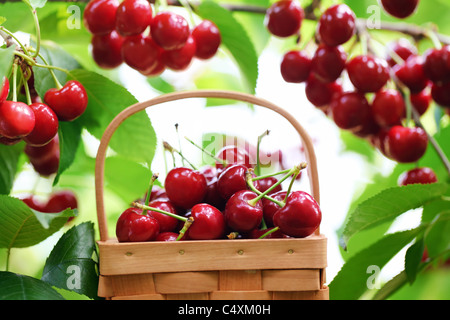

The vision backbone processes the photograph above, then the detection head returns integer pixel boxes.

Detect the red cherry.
[248,227,289,239]
[21,195,47,212]
[380,0,419,19]
[317,4,356,47]
[83,0,119,35]
[393,55,429,94]
[398,167,438,186]
[204,177,227,211]
[371,89,406,127]
[0,101,35,139]
[147,200,179,233]
[311,44,347,84]
[25,135,60,176]
[115,0,152,37]
[91,30,124,69]
[386,38,417,67]
[265,0,304,38]
[164,167,207,209]
[23,103,59,147]
[224,190,263,233]
[423,46,450,84]
[150,12,190,51]
[44,81,88,122]
[330,91,371,132]
[0,77,9,103]
[280,50,311,83]
[185,203,225,240]
[155,232,179,241]
[121,34,161,72]
[162,35,196,71]
[0,135,22,146]
[216,164,259,200]
[257,176,282,195]
[410,90,431,116]
[116,208,160,242]
[192,20,221,60]
[385,125,428,163]
[305,74,343,110]
[347,55,390,93]
[44,190,78,213]
[273,191,321,238]
[261,190,287,227]
[215,145,254,170]
[431,82,450,107]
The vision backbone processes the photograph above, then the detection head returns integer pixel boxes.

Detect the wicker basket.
[95,90,328,300]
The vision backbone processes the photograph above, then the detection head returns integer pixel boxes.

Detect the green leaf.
[0,195,76,249]
[70,69,157,165]
[41,222,98,299]
[147,77,175,94]
[0,45,15,85]
[196,0,259,93]
[0,271,64,300]
[0,16,6,26]
[424,211,450,258]
[341,183,449,248]
[405,236,425,284]
[329,226,426,300]
[0,143,23,195]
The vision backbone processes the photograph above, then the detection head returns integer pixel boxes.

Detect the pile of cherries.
[0,76,88,177]
[116,144,322,242]
[266,0,442,186]
[83,0,221,75]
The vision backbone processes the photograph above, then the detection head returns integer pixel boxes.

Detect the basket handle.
[95,90,320,241]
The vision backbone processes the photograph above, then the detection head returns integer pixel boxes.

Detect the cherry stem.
[11,62,18,102]
[132,201,188,222]
[175,124,185,166]
[227,231,240,239]
[255,129,270,176]
[258,226,280,239]
[251,167,292,181]
[176,216,194,241]
[283,163,304,203]
[179,0,196,26]
[20,68,32,105]
[246,172,285,207]
[163,140,198,170]
[0,26,30,55]
[184,136,228,166]
[143,173,159,215]
[35,52,64,90]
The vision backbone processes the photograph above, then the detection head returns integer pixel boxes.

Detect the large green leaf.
[196,0,259,93]
[330,226,426,300]
[41,222,98,299]
[0,195,76,249]
[0,143,23,195]
[69,69,157,165]
[0,271,64,300]
[0,45,15,86]
[341,183,449,248]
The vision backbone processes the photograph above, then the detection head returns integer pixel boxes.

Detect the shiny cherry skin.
[410,90,431,116]
[162,35,196,71]
[371,89,406,128]
[44,81,88,122]
[393,55,429,94]
[330,91,371,132]
[155,232,179,241]
[215,145,254,170]
[380,0,419,19]
[280,50,311,83]
[185,203,225,240]
[116,208,160,242]
[147,200,179,233]
[121,34,161,73]
[164,167,207,209]
[265,0,304,38]
[23,103,59,147]
[83,0,119,35]
[44,190,78,213]
[192,20,221,60]
[0,77,9,103]
[0,101,35,139]
[204,177,227,211]
[385,125,428,163]
[216,164,259,200]
[22,195,47,212]
[386,38,417,67]
[115,0,152,37]
[398,167,438,186]
[91,30,124,69]
[346,55,390,93]
[311,44,347,84]
[317,4,356,47]
[305,74,343,110]
[273,190,321,238]
[423,46,450,84]
[150,11,190,51]
[25,135,60,176]
[431,81,450,107]
[261,190,287,227]
[224,190,263,234]
[257,176,282,195]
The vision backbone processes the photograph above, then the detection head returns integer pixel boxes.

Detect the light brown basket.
[95,90,328,300]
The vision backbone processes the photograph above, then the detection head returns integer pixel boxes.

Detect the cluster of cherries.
[266,0,440,186]
[0,76,88,177]
[116,144,322,242]
[83,0,221,75]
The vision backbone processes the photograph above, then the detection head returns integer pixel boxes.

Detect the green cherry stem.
[132,201,188,223]
[184,136,228,167]
[11,62,18,102]
[143,173,159,215]
[258,226,280,239]
[20,68,32,105]
[251,168,292,181]
[246,171,285,207]
[255,129,270,176]
[176,216,194,241]
[163,140,198,170]
[0,26,30,55]
[283,162,306,203]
